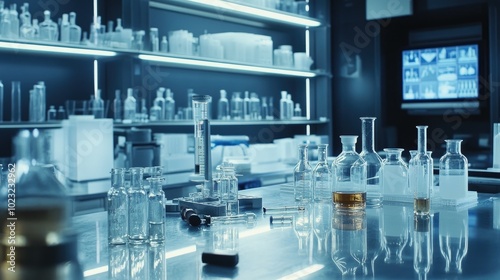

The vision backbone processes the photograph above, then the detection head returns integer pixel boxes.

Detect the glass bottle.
[140,98,148,122]
[261,96,268,120]
[286,94,294,119]
[250,92,261,120]
[439,139,468,200]
[60,13,70,43]
[0,80,3,122]
[150,27,159,52]
[184,89,195,120]
[410,126,432,215]
[0,7,10,39]
[148,177,165,243]
[160,35,168,52]
[332,135,367,210]
[218,89,229,120]
[494,123,500,169]
[57,105,66,120]
[243,91,251,120]
[47,105,57,120]
[294,144,313,203]
[39,10,58,41]
[360,117,383,206]
[279,90,288,120]
[413,214,432,280]
[113,89,122,122]
[91,89,105,119]
[165,88,175,120]
[313,144,331,202]
[11,81,21,122]
[68,12,81,43]
[230,91,243,120]
[108,168,128,245]
[19,4,34,40]
[124,88,136,123]
[220,162,239,216]
[149,103,162,121]
[439,210,468,274]
[9,3,18,39]
[267,96,274,120]
[293,103,302,117]
[32,18,39,39]
[153,87,165,120]
[128,167,148,243]
[381,148,409,197]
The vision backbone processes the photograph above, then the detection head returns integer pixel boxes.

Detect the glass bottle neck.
[130,170,143,188]
[417,126,428,153]
[342,144,356,152]
[298,145,308,161]
[361,118,375,152]
[111,170,124,188]
[317,145,328,163]
[446,140,462,154]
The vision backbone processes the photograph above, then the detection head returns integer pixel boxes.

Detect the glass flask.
[360,117,383,205]
[410,126,432,215]
[413,214,433,280]
[148,177,166,243]
[165,88,175,120]
[294,144,313,203]
[107,168,128,245]
[439,139,468,200]
[60,13,70,43]
[39,10,58,41]
[113,89,122,122]
[11,81,21,122]
[381,148,409,197]
[230,91,243,120]
[332,135,367,210]
[108,244,129,280]
[382,205,409,264]
[90,89,105,118]
[153,87,165,120]
[218,89,229,120]
[439,210,468,274]
[128,167,148,243]
[124,88,136,122]
[313,201,332,254]
[312,144,332,202]
[220,162,239,216]
[293,204,312,255]
[331,209,367,276]
[69,12,82,44]
[493,123,500,169]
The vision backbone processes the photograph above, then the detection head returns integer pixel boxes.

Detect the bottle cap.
[340,135,358,145]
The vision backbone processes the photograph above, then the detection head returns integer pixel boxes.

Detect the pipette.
[262,205,306,214]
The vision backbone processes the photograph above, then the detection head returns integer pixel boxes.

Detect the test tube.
[263,206,305,214]
[269,215,293,224]
[192,95,213,198]
[206,212,257,225]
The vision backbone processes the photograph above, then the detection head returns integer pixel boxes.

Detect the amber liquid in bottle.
[333,192,366,210]
[414,197,430,215]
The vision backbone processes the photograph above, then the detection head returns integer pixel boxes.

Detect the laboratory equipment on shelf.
[250,92,261,120]
[124,88,136,123]
[218,89,230,120]
[493,123,500,169]
[243,91,251,120]
[90,89,105,119]
[47,105,57,120]
[160,35,168,52]
[231,91,243,120]
[280,91,289,120]
[381,148,409,199]
[313,144,332,202]
[57,105,66,119]
[60,13,70,43]
[29,82,46,122]
[107,168,128,245]
[68,12,82,44]
[413,214,433,280]
[332,135,367,210]
[148,177,166,243]
[184,89,195,120]
[439,139,468,200]
[113,89,122,122]
[11,81,20,122]
[294,143,313,203]
[9,3,18,39]
[150,27,159,52]
[261,96,269,120]
[39,10,58,41]
[128,167,148,243]
[165,88,175,120]
[410,126,432,215]
[360,117,383,206]
[0,80,3,122]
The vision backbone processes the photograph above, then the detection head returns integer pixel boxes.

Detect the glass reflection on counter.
[367,207,383,277]
[313,201,332,255]
[439,209,469,274]
[129,243,148,279]
[413,214,433,280]
[382,204,410,264]
[108,242,167,280]
[293,203,313,256]
[149,242,167,279]
[108,244,129,279]
[331,209,367,276]
[493,197,500,230]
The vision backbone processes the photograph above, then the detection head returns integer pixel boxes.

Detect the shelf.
[0,39,117,58]
[114,119,329,128]
[0,122,63,129]
[150,0,322,28]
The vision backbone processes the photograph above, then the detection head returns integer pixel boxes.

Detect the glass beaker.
[410,126,432,215]
[360,117,382,206]
[439,139,468,200]
[219,162,239,216]
[332,135,367,210]
[313,144,331,202]
[294,144,313,203]
[108,168,128,245]
[381,148,409,197]
[11,81,21,122]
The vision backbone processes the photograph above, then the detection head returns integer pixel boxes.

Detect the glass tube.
[192,95,213,197]
[11,81,21,122]
[360,117,382,206]
[0,80,3,122]
[410,126,432,215]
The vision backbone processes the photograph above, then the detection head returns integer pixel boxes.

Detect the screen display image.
[402,44,478,101]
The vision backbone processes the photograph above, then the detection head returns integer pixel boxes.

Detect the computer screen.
[402,44,479,101]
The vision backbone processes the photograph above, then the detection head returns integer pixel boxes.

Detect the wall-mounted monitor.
[401,43,480,113]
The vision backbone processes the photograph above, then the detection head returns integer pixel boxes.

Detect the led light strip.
[182,0,321,27]
[138,54,316,77]
[0,41,117,57]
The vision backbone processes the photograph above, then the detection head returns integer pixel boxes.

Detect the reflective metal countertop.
[75,185,500,279]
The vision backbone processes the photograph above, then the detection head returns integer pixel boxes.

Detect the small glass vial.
[46,105,57,120]
[381,148,409,197]
[294,144,313,203]
[220,162,239,216]
[439,139,468,200]
[165,88,175,120]
[107,168,128,244]
[410,126,432,215]
[360,117,383,206]
[332,136,367,210]
[57,105,66,120]
[293,103,302,117]
[148,177,166,243]
[313,144,332,202]
[113,89,122,122]
[160,35,168,52]
[128,167,148,243]
[153,87,166,120]
[218,89,229,120]
[124,88,136,123]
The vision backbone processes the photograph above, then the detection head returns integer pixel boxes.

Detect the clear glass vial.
[294,144,313,203]
[220,162,239,216]
[128,167,148,243]
[113,89,122,122]
[218,89,229,120]
[360,117,383,205]
[410,126,432,215]
[381,148,409,197]
[313,144,332,202]
[107,168,128,244]
[148,177,166,243]
[439,139,468,200]
[332,135,367,210]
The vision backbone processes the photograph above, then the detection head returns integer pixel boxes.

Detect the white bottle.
[153,87,166,120]
[124,88,136,122]
[60,13,70,43]
[287,94,294,120]
[160,36,168,52]
[165,88,175,120]
[279,91,288,120]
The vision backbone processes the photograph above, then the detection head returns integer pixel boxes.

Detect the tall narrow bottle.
[360,117,383,205]
[68,12,81,43]
[313,144,331,202]
[60,13,70,43]
[243,91,251,120]
[113,89,122,122]
[91,89,105,119]
[250,92,261,120]
[439,139,468,200]
[148,177,165,243]
[279,91,288,120]
[294,144,313,203]
[230,92,243,120]
[9,3,18,39]
[410,126,432,215]
[124,88,136,123]
[108,168,128,244]
[287,94,294,120]
[165,88,175,120]
[39,10,58,41]
[11,81,21,122]
[0,80,3,122]
[261,96,268,120]
[153,87,166,120]
[332,135,367,210]
[128,167,148,243]
[218,89,229,120]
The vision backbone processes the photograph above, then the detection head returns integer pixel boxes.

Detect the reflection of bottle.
[129,244,149,279]
[294,204,312,255]
[313,202,332,254]
[108,244,129,279]
[294,144,313,203]
[383,205,409,264]
[439,210,468,274]
[149,243,166,279]
[414,215,432,280]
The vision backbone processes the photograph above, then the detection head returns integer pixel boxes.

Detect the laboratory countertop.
[75,185,500,280]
